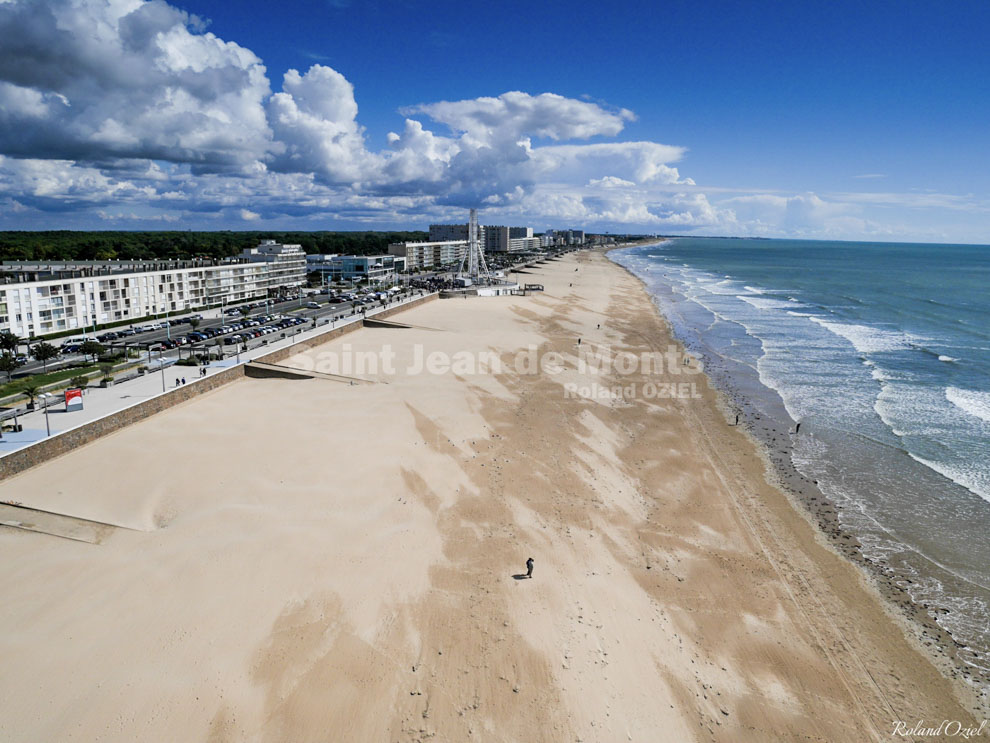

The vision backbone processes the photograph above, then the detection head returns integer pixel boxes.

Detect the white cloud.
[588,176,637,188]
[402,91,635,146]
[0,0,272,170]
[0,0,982,241]
[266,65,379,184]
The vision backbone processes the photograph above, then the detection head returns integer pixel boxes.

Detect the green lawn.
[0,365,99,400]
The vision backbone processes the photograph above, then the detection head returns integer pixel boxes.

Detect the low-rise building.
[311,254,402,284]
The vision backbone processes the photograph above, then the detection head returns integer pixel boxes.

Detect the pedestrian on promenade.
[181,377,186,385]
[175,378,180,387]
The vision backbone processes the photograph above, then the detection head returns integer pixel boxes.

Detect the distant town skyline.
[0,0,988,243]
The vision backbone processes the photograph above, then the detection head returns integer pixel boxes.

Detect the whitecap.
[737,295,795,311]
[809,318,919,354]
[908,452,990,503]
[946,387,990,425]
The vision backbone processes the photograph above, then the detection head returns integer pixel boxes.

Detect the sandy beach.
[0,250,983,741]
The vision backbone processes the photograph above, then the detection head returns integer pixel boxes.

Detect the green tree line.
[0,231,428,262]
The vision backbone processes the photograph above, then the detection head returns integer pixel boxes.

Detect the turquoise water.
[611,237,990,680]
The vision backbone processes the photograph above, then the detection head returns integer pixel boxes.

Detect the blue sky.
[0,0,988,242]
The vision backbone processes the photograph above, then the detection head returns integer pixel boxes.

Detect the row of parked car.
[150,315,308,350]
[91,315,204,344]
[222,316,309,345]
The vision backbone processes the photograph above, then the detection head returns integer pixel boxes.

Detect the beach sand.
[0,250,982,741]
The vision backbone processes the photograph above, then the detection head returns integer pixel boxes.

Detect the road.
[9,290,420,379]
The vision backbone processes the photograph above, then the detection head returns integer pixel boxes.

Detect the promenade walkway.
[0,292,433,458]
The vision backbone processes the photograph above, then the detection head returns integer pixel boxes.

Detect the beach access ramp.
[362,318,441,331]
[244,361,375,385]
[0,502,119,544]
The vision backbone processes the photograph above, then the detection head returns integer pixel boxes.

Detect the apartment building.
[0,241,306,339]
[388,240,468,270]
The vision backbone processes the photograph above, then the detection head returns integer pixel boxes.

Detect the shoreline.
[0,248,984,740]
[607,241,990,710]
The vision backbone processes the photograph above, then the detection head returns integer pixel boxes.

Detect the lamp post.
[41,393,51,437]
[158,348,166,393]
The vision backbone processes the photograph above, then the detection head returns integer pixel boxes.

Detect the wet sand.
[0,250,983,741]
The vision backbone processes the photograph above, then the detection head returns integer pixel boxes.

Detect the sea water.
[610,237,990,680]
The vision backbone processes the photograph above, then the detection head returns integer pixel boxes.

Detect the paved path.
[0,293,433,457]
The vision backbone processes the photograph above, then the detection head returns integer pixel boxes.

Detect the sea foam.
[809,318,917,354]
[946,387,990,425]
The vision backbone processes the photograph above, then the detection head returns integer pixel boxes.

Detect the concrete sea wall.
[0,294,436,481]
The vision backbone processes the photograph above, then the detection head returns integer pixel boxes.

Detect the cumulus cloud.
[266,65,380,184]
[402,91,634,146]
[3,0,957,239]
[0,0,272,171]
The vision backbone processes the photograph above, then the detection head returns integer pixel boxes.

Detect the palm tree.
[30,341,59,373]
[238,305,251,321]
[21,380,41,409]
[69,375,91,389]
[189,317,201,331]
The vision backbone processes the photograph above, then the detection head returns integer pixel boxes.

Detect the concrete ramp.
[362,318,441,331]
[0,503,117,544]
[245,361,375,385]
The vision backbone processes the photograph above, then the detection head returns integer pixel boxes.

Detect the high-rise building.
[429,223,487,245]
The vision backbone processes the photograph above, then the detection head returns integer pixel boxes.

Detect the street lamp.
[40,393,51,437]
[158,348,166,393]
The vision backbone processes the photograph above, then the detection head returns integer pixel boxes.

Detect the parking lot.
[13,287,417,377]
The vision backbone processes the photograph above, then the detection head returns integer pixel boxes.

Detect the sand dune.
[0,251,980,741]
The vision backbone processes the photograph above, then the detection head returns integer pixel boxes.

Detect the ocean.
[610,237,990,683]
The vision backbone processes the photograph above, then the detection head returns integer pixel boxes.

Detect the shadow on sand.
[511,574,532,581]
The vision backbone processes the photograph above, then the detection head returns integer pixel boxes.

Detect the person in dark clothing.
[526,557,534,578]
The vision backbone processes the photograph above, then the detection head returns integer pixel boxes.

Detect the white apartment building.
[0,242,306,339]
[239,240,308,291]
[388,240,468,270]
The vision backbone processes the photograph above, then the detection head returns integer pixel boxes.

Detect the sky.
[0,0,988,243]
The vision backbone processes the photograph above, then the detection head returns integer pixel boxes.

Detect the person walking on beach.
[795,422,801,434]
[734,413,740,426]
[526,557,534,578]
